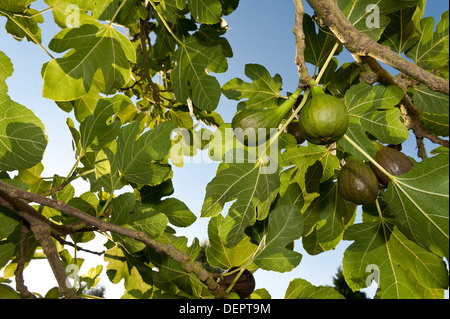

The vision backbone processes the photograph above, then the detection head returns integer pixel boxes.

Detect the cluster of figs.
[232,81,414,206]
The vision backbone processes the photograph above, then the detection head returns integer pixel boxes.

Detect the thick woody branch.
[0,189,78,298]
[31,223,79,299]
[0,180,228,299]
[305,0,449,96]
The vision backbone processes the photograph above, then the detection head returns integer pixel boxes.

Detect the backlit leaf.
[172,34,228,111]
[117,121,174,185]
[222,64,283,110]
[0,90,47,171]
[43,21,136,101]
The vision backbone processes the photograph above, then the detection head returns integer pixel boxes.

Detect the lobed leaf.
[285,278,345,299]
[201,154,280,248]
[43,21,136,101]
[381,154,449,259]
[222,64,283,111]
[0,90,48,171]
[117,121,174,185]
[172,34,228,111]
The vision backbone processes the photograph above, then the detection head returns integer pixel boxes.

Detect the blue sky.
[0,0,448,299]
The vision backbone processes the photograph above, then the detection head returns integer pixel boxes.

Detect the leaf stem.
[109,0,129,25]
[342,134,394,181]
[315,40,340,84]
[224,268,245,294]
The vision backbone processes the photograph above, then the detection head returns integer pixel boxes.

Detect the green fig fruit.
[371,142,414,187]
[298,83,349,145]
[231,89,302,146]
[338,157,379,205]
[219,267,256,299]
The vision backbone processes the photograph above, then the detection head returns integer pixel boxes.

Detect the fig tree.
[371,142,414,187]
[338,157,379,205]
[298,82,348,145]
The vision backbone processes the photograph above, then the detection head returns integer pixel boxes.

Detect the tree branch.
[31,223,79,299]
[0,188,78,298]
[14,224,38,299]
[305,0,449,95]
[293,0,312,89]
[0,180,228,299]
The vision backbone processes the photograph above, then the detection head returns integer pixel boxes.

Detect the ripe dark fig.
[338,157,379,205]
[285,121,306,144]
[232,89,302,147]
[371,142,414,187]
[298,82,349,145]
[219,267,255,299]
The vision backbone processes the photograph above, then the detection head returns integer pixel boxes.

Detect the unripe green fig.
[371,142,414,187]
[232,89,302,146]
[338,157,379,205]
[298,83,348,145]
[219,267,255,299]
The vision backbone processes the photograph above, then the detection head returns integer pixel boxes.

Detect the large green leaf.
[110,193,168,253]
[104,244,153,297]
[0,0,37,13]
[303,14,342,68]
[285,278,345,299]
[222,64,283,111]
[79,95,132,152]
[43,21,136,101]
[252,205,303,272]
[0,206,21,239]
[188,0,222,24]
[343,217,448,298]
[302,179,357,253]
[0,51,13,91]
[43,0,93,28]
[95,147,125,192]
[406,10,449,71]
[339,83,408,160]
[143,233,204,298]
[117,121,174,185]
[172,34,228,111]
[201,154,280,248]
[337,0,420,40]
[380,155,449,259]
[206,215,258,269]
[412,84,449,137]
[0,90,48,171]
[379,1,425,53]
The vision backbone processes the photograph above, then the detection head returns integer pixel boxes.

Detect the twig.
[54,237,105,256]
[305,0,449,96]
